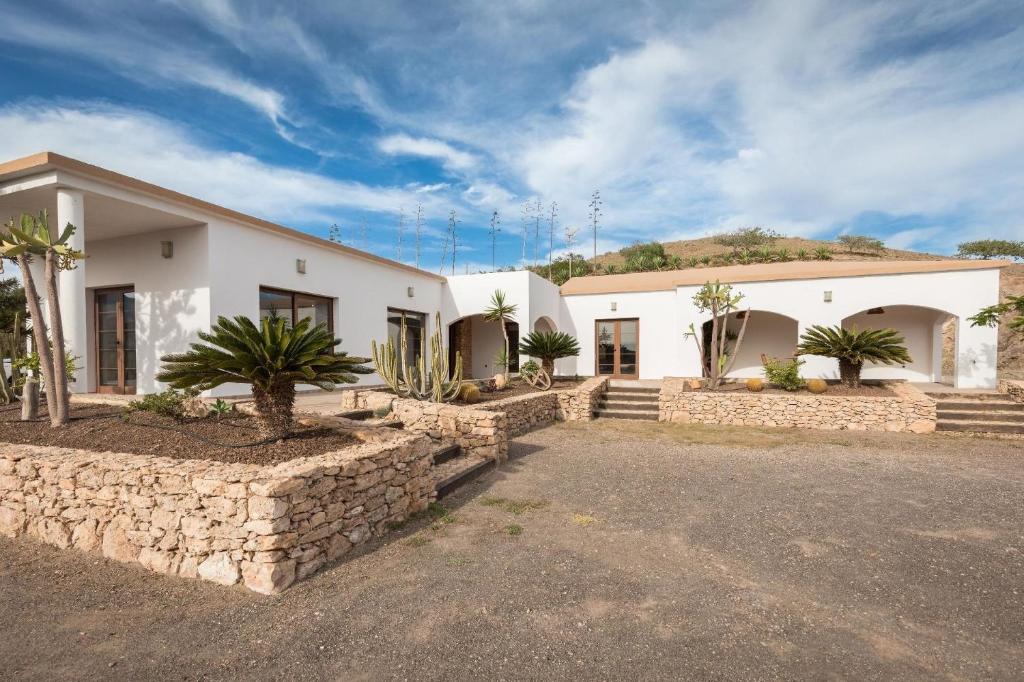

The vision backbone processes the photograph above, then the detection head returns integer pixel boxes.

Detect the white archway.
[842,304,957,383]
[699,310,800,379]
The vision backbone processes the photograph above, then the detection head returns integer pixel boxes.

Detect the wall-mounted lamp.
[160,241,174,259]
[407,286,415,298]
[823,290,832,303]
[610,301,618,312]
[296,259,306,274]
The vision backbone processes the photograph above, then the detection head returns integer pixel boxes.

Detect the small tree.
[796,325,911,387]
[518,330,581,376]
[957,240,1024,261]
[484,290,518,383]
[158,316,371,439]
[0,211,84,426]
[684,281,751,389]
[714,227,780,255]
[969,294,1024,332]
[836,234,885,254]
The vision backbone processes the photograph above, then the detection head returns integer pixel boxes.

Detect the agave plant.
[796,325,911,387]
[814,246,833,261]
[157,315,371,439]
[518,330,581,376]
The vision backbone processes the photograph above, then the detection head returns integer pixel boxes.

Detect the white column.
[56,189,88,393]
[955,316,998,389]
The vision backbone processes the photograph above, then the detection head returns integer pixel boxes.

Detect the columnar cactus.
[371,311,462,403]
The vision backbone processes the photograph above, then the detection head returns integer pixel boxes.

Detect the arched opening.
[533,315,556,334]
[841,305,956,384]
[448,314,519,380]
[699,310,800,379]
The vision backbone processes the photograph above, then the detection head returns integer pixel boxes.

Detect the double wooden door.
[94,287,136,394]
[595,319,639,379]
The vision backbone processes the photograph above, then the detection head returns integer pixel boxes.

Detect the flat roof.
[0,151,445,282]
[560,259,1010,295]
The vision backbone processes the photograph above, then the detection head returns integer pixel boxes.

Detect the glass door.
[94,287,136,394]
[595,319,639,379]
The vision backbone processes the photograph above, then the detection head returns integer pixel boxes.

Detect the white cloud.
[378,134,477,171]
[0,103,444,225]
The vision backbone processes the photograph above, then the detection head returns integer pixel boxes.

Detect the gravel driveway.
[2,421,1022,680]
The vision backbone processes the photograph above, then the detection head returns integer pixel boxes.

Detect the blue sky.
[0,0,1022,272]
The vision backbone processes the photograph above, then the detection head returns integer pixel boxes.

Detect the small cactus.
[806,378,828,394]
[746,378,764,392]
[458,382,481,403]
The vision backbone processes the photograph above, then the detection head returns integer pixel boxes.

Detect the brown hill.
[593,236,1022,380]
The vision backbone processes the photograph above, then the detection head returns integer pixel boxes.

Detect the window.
[387,308,426,369]
[259,287,333,332]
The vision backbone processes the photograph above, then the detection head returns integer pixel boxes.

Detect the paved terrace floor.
[2,421,1022,680]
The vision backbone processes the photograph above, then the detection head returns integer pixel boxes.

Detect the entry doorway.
[94,287,136,394]
[595,319,639,379]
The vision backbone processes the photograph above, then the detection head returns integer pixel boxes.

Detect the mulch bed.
[711,382,897,397]
[0,402,356,465]
[456,378,585,405]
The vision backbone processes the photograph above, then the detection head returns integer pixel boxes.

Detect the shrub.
[957,239,1024,260]
[814,246,833,260]
[619,241,665,262]
[837,234,884,254]
[762,356,805,391]
[126,388,193,421]
[714,227,781,254]
[796,325,911,388]
[745,378,764,392]
[458,383,481,403]
[806,378,828,394]
[796,248,809,260]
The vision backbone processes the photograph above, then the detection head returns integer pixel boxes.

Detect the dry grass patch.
[572,514,597,527]
[479,495,549,515]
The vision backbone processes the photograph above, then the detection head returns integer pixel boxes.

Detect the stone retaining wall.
[659,378,936,432]
[557,376,608,421]
[999,380,1024,403]
[478,391,562,437]
[0,427,434,594]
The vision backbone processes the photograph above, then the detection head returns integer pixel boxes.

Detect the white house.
[0,152,1006,395]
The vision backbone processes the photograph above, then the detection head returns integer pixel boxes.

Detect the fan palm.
[157,315,371,439]
[796,325,911,387]
[483,290,518,382]
[518,330,581,375]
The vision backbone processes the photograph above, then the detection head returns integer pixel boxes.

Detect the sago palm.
[157,315,371,439]
[518,330,581,376]
[796,325,911,387]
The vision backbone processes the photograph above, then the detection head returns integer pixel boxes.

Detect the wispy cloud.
[378,134,477,171]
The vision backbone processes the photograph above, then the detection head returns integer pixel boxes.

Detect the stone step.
[594,409,659,421]
[937,410,1024,422]
[598,400,660,412]
[600,393,659,403]
[431,443,462,466]
[605,386,660,394]
[936,420,1024,434]
[936,400,1024,412]
[336,409,374,420]
[433,456,495,500]
[928,392,1011,401]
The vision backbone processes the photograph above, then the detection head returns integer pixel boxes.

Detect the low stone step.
[601,392,659,403]
[599,400,659,412]
[594,409,659,421]
[434,456,495,499]
[928,392,1011,401]
[936,420,1024,434]
[432,443,462,465]
[938,410,1024,422]
[336,409,374,420]
[605,386,660,394]
[936,400,1024,412]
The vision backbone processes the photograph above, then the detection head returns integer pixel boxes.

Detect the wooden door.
[94,287,136,394]
[595,319,639,379]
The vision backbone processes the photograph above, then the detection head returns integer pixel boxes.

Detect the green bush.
[762,356,805,391]
[12,350,77,388]
[126,388,195,421]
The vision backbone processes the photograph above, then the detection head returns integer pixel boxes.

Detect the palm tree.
[157,315,371,439]
[0,211,84,426]
[518,330,581,376]
[796,325,911,387]
[483,290,518,383]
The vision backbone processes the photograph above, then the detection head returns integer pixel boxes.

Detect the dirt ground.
[0,403,354,464]
[2,421,1023,680]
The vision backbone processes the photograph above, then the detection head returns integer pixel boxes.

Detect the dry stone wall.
[557,377,608,422]
[1000,380,1024,403]
[659,378,936,432]
[0,428,434,594]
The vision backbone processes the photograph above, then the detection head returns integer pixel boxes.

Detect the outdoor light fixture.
[407,286,415,298]
[296,259,306,274]
[610,302,618,311]
[160,241,173,259]
[823,290,832,303]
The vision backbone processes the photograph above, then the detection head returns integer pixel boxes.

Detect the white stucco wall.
[205,218,445,395]
[843,305,948,382]
[83,225,212,394]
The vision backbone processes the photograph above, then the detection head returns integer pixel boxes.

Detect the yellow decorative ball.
[746,378,764,392]
[806,378,828,394]
[459,383,481,403]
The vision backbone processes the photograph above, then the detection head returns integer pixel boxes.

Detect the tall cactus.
[372,311,462,403]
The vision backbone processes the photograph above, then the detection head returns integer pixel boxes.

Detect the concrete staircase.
[594,384,660,420]
[934,393,1024,434]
